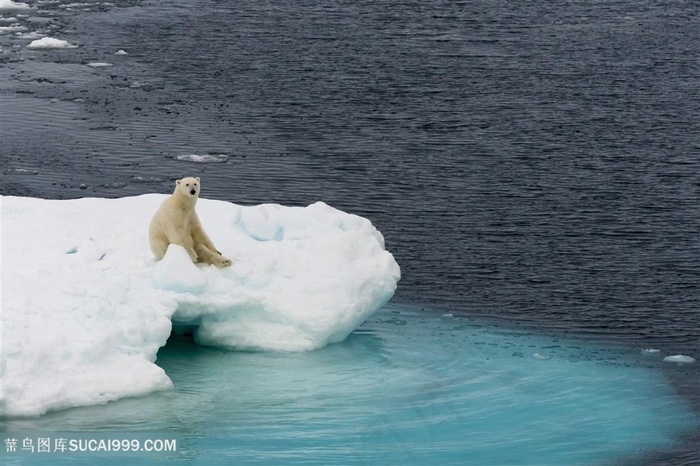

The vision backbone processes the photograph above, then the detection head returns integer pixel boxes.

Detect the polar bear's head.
[175,177,201,198]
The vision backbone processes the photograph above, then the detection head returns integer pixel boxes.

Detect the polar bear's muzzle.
[190,189,197,196]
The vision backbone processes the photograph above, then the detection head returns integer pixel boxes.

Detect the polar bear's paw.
[216,256,233,268]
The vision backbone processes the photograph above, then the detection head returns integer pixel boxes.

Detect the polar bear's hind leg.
[150,234,169,261]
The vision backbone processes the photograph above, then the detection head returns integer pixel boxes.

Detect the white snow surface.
[1,194,400,416]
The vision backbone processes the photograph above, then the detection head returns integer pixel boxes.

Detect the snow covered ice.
[26,37,78,50]
[0,194,400,416]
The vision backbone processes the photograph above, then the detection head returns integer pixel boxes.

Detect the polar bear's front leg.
[195,244,232,268]
[173,234,198,263]
[186,247,199,263]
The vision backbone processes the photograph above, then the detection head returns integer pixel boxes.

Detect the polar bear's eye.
[185,183,189,186]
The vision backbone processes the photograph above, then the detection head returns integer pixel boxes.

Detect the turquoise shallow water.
[2,305,695,465]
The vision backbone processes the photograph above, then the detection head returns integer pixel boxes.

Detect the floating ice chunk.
[115,49,127,55]
[641,348,660,354]
[441,313,454,318]
[87,61,113,67]
[152,244,208,294]
[0,194,400,415]
[0,0,31,10]
[27,37,78,50]
[60,2,97,9]
[662,355,696,364]
[131,175,166,183]
[3,167,38,175]
[532,353,550,360]
[0,24,25,34]
[16,30,41,40]
[173,153,230,163]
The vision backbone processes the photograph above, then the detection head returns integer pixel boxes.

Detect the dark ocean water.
[1,0,699,463]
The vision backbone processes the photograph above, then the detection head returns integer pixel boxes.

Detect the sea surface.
[1,0,698,464]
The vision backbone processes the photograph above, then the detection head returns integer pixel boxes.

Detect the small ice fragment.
[0,0,31,10]
[3,168,38,175]
[131,175,165,183]
[663,355,696,364]
[27,37,78,50]
[17,31,41,40]
[641,348,660,354]
[0,25,26,34]
[115,49,127,55]
[173,153,230,163]
[441,313,453,318]
[87,62,113,68]
[533,353,550,360]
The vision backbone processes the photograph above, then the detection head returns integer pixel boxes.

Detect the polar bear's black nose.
[190,189,196,195]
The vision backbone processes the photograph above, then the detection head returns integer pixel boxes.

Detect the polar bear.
[149,177,232,267]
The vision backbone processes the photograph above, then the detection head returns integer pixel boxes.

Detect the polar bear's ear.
[176,179,181,186]
[196,177,200,182]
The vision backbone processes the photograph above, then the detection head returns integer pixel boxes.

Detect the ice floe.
[0,194,400,416]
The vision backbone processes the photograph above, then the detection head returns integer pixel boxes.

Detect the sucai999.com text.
[4,436,177,455]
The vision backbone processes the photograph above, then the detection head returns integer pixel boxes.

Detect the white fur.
[148,177,232,267]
